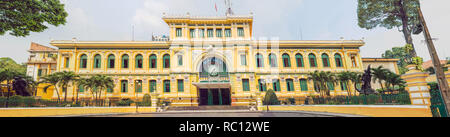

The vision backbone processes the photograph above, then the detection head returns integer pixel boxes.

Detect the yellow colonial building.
[38,13,366,106]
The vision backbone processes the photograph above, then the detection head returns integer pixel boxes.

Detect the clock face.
[208,65,219,76]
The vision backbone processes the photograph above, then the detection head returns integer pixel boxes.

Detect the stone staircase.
[166,105,249,111]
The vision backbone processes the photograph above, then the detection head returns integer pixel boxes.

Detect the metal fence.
[278,94,411,105]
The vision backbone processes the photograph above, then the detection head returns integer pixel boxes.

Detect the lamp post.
[135,81,141,113]
[414,7,450,115]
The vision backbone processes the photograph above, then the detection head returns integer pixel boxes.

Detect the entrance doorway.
[199,88,231,105]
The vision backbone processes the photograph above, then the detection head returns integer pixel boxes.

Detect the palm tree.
[307,71,337,96]
[23,75,39,96]
[75,77,90,104]
[84,74,114,106]
[348,71,363,96]
[371,66,389,94]
[40,73,61,103]
[55,71,79,102]
[385,71,406,94]
[337,71,353,96]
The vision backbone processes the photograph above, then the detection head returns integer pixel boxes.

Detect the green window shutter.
[176,28,182,37]
[199,29,205,38]
[149,80,156,92]
[273,79,280,91]
[216,29,222,37]
[178,55,183,66]
[190,29,195,38]
[256,54,264,67]
[177,80,184,92]
[135,80,142,93]
[121,80,128,93]
[240,54,247,65]
[163,54,170,68]
[38,69,42,77]
[65,57,70,68]
[135,55,143,68]
[238,28,244,37]
[309,54,316,67]
[283,54,291,67]
[149,55,157,68]
[335,54,342,67]
[300,79,308,91]
[286,79,294,91]
[242,79,250,91]
[225,29,231,37]
[258,79,266,91]
[108,55,115,68]
[122,55,129,68]
[80,54,87,68]
[269,54,277,67]
[107,88,113,93]
[164,80,170,93]
[322,54,330,67]
[296,54,303,67]
[94,55,101,68]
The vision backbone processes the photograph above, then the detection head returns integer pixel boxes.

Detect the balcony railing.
[199,72,230,82]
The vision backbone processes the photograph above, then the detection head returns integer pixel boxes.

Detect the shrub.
[263,89,280,105]
[117,98,134,106]
[287,98,296,105]
[138,94,151,106]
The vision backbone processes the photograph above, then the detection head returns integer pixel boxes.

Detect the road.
[79,111,362,117]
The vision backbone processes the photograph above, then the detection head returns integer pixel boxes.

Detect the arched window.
[295,53,304,67]
[286,79,294,91]
[80,54,88,68]
[135,80,142,93]
[351,55,358,67]
[149,80,157,92]
[135,54,143,69]
[93,54,101,69]
[322,53,330,67]
[335,54,343,67]
[308,54,317,67]
[327,82,335,91]
[256,53,264,68]
[107,54,115,68]
[122,54,129,68]
[121,80,128,93]
[272,79,280,91]
[299,79,308,91]
[149,54,157,68]
[163,80,170,92]
[282,53,291,67]
[258,79,267,91]
[269,53,277,67]
[163,54,170,68]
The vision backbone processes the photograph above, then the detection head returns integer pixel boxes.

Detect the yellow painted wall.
[0,107,156,117]
[259,105,432,117]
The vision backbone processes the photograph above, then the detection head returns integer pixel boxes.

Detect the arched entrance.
[194,57,231,106]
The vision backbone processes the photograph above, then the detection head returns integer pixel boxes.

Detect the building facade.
[38,14,366,106]
[26,42,58,81]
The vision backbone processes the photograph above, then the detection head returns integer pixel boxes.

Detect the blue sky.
[1,0,449,63]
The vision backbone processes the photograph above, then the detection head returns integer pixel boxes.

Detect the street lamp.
[135,81,141,113]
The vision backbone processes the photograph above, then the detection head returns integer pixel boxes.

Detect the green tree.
[371,66,390,93]
[0,69,21,107]
[382,45,411,74]
[337,71,353,96]
[385,71,406,93]
[83,74,114,106]
[55,71,79,102]
[307,71,337,96]
[349,71,363,95]
[358,0,420,57]
[40,73,61,103]
[0,0,68,37]
[0,57,26,75]
[263,89,280,105]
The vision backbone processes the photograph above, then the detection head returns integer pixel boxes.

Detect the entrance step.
[167,105,249,111]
